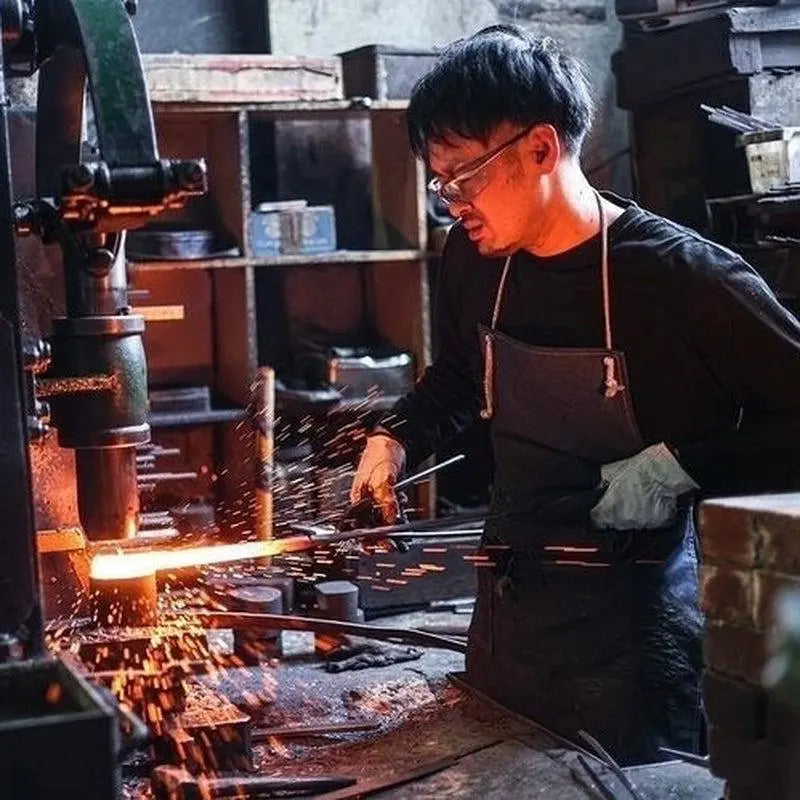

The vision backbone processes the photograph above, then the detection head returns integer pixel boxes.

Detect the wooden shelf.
[149,407,247,429]
[152,99,408,117]
[130,250,425,272]
[138,92,432,518]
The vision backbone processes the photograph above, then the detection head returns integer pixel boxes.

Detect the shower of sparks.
[44,385,487,781]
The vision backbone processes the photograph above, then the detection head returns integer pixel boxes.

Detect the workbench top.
[122,612,723,799]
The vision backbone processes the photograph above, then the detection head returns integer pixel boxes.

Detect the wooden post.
[253,367,274,544]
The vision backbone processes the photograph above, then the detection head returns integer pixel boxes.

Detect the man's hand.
[349,434,407,524]
[590,442,698,530]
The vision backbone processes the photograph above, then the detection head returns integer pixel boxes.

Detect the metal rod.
[395,453,465,491]
[252,721,381,741]
[135,471,197,483]
[578,730,645,800]
[576,755,617,800]
[291,512,485,543]
[191,611,467,653]
[253,366,274,544]
[658,746,710,768]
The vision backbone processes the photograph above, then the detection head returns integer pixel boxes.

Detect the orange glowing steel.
[90,540,279,581]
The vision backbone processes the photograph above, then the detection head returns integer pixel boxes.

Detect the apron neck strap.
[596,189,613,351]
[488,189,613,351]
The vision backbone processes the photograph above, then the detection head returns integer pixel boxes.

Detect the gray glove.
[590,442,698,530]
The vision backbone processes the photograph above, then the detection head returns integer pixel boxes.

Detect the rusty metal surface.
[113,614,723,800]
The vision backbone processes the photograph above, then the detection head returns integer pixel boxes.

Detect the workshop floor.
[122,609,724,799]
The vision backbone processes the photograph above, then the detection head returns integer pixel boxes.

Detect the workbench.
[122,611,724,799]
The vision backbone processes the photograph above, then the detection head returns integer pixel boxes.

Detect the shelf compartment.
[130,249,425,271]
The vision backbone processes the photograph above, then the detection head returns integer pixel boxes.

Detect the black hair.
[407,24,594,158]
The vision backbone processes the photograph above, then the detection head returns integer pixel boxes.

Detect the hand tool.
[658,746,710,767]
[338,454,466,531]
[576,754,617,800]
[578,730,645,800]
[152,766,357,800]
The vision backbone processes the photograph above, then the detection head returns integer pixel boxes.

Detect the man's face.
[428,123,546,257]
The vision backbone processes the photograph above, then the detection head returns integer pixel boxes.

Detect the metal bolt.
[23,338,51,372]
[178,160,206,190]
[65,164,94,192]
[27,417,49,442]
[35,400,51,425]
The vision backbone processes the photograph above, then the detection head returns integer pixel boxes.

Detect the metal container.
[328,349,413,396]
[339,45,438,100]
[0,658,126,799]
[740,127,800,194]
[249,203,337,257]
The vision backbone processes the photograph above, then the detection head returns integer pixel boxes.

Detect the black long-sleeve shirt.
[382,194,800,495]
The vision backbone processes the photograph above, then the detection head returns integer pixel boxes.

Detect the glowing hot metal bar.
[90,538,308,581]
[89,516,484,580]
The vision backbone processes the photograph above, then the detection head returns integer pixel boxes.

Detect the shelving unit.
[131,98,431,532]
[133,249,425,271]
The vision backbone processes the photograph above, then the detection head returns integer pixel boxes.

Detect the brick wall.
[699,494,800,800]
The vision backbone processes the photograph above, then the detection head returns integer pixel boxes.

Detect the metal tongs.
[339,453,466,531]
[292,454,467,542]
[577,730,646,800]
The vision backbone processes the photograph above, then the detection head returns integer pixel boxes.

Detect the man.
[350,25,800,765]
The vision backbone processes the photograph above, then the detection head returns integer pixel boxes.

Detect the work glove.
[590,442,698,531]
[349,433,406,525]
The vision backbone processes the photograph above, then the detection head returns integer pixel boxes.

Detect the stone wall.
[699,494,800,800]
[267,0,631,194]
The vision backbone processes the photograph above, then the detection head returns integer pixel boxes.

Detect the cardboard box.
[249,202,337,257]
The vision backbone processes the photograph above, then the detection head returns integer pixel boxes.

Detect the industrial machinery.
[0,5,474,798]
[0,0,206,659]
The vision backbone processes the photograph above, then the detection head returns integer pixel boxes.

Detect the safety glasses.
[427,125,534,205]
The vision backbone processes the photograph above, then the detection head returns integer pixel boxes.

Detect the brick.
[753,571,800,631]
[765,694,800,748]
[699,500,758,566]
[755,503,800,574]
[708,726,790,799]
[704,622,768,684]
[703,670,766,739]
[701,564,754,626]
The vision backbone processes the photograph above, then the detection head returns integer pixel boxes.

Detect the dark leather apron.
[466,193,703,766]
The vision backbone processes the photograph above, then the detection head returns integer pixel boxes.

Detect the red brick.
[704,622,769,684]
[703,670,766,739]
[753,571,800,631]
[708,726,790,799]
[701,564,754,626]
[699,500,758,566]
[754,502,800,574]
